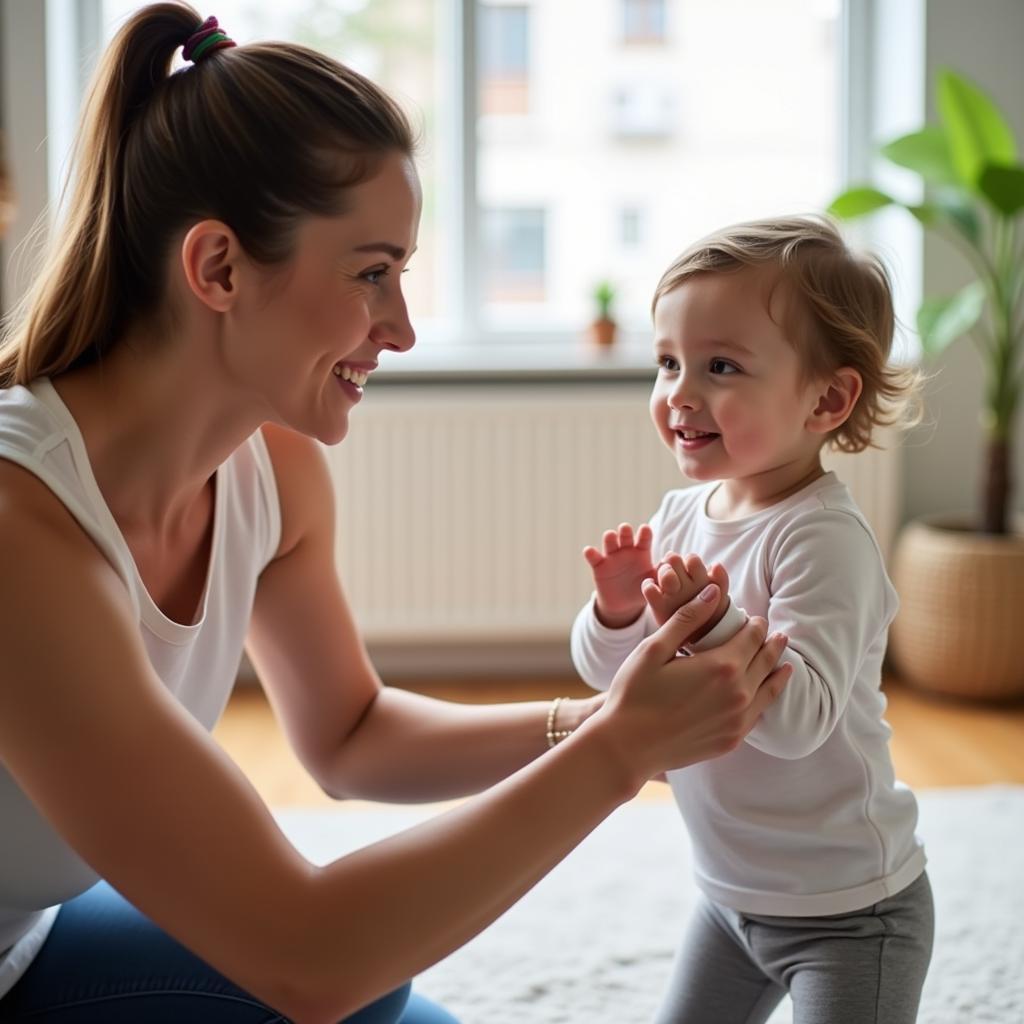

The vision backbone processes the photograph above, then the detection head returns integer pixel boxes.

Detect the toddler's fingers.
[640,583,720,663]
[618,523,635,547]
[583,546,604,569]
[708,562,730,592]
[635,524,654,549]
[658,561,681,595]
[684,553,710,587]
[602,529,621,554]
[665,553,690,583]
[642,579,675,623]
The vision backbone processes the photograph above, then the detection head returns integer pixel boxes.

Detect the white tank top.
[0,377,281,997]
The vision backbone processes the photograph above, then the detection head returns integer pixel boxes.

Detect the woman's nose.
[372,297,416,353]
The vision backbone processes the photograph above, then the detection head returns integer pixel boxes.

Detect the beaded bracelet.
[546,696,574,749]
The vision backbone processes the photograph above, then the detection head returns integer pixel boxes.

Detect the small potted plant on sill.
[589,279,618,348]
[830,69,1024,701]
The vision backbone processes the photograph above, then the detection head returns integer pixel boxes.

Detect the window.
[482,207,546,304]
[623,0,666,44]
[474,0,841,338]
[479,4,530,115]
[94,0,842,352]
[100,0,444,329]
[611,81,676,139]
[621,207,643,248]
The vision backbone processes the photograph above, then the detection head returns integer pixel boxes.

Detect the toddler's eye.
[657,355,679,372]
[709,358,739,375]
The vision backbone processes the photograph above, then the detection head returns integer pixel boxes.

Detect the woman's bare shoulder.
[0,455,105,556]
[257,424,336,560]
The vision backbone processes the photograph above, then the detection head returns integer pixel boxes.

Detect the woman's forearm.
[265,596,788,1022]
[281,712,639,1023]
[315,686,599,802]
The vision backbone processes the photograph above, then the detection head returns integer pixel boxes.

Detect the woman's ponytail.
[0,1,413,388]
[0,4,200,386]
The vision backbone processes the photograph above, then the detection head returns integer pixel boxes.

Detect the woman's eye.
[362,266,390,285]
[709,358,739,375]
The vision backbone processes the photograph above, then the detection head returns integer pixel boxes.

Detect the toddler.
[571,216,933,1024]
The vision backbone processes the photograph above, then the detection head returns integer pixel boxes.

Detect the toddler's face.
[649,267,826,486]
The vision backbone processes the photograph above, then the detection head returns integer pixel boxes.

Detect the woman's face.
[231,150,421,444]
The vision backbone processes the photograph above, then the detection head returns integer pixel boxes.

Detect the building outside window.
[621,207,643,248]
[622,0,666,44]
[96,0,841,350]
[479,4,530,116]
[481,207,546,303]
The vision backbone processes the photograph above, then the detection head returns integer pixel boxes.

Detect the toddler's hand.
[642,553,731,643]
[583,523,656,629]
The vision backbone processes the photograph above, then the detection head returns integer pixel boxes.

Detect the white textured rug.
[276,787,1023,1023]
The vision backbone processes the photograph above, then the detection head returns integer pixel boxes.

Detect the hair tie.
[183,15,236,63]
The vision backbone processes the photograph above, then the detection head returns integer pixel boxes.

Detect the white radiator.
[323,386,901,647]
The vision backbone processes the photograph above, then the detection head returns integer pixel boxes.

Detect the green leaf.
[931,189,983,245]
[881,127,960,186]
[905,195,982,246]
[916,281,987,357]
[977,163,1024,217]
[908,204,938,226]
[938,70,1017,189]
[828,187,895,219]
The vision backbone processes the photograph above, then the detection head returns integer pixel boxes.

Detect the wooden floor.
[213,675,1024,809]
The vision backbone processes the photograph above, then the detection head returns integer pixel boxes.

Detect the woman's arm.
[246,424,600,802]
[0,457,786,1024]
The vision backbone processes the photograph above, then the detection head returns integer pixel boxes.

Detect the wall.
[3,0,1022,529]
[0,0,48,311]
[902,0,1024,525]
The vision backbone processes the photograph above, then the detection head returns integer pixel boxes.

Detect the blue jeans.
[0,883,459,1023]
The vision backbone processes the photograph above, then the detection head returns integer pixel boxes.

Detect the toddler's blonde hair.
[652,215,922,453]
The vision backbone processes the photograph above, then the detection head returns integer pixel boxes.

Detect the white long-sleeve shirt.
[571,472,926,916]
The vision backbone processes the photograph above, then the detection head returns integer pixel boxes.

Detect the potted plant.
[589,279,618,348]
[829,69,1024,700]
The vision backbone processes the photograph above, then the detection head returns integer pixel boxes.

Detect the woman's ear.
[806,367,863,435]
[180,220,242,313]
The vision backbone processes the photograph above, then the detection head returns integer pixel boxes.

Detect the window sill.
[373,340,657,385]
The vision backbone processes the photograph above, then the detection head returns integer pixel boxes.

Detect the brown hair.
[652,215,922,453]
[0,1,415,388]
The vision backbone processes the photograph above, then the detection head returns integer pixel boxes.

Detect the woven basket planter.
[889,517,1024,700]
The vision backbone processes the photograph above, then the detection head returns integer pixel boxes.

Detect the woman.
[0,5,791,1022]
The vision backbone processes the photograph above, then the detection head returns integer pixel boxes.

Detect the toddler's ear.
[807,367,862,435]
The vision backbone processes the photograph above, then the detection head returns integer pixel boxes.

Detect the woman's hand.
[583,523,656,628]
[641,552,731,641]
[589,584,791,787]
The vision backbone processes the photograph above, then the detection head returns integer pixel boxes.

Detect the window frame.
[448,0,856,353]
[1,0,923,376]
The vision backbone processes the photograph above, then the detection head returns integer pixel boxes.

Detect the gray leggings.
[653,871,934,1024]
